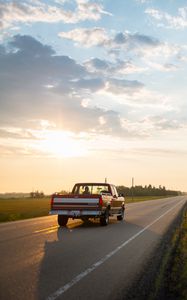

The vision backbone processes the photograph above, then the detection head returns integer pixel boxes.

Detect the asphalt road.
[0,196,186,300]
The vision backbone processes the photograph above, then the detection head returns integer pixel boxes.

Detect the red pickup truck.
[50,182,125,226]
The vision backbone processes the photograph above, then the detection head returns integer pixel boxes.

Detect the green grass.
[125,195,169,203]
[149,205,187,300]
[0,195,171,223]
[164,208,187,299]
[0,197,51,222]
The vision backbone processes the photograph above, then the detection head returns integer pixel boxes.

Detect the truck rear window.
[72,184,111,195]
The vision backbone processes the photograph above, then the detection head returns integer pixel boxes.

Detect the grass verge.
[125,196,169,203]
[151,204,187,300]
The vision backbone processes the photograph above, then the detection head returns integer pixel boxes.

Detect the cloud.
[90,144,187,161]
[114,32,159,48]
[9,34,55,56]
[0,143,46,157]
[59,28,161,51]
[73,78,105,92]
[0,34,146,142]
[0,128,39,140]
[59,27,109,47]
[145,7,187,29]
[121,87,173,108]
[0,35,86,90]
[0,0,111,31]
[105,78,144,95]
[146,61,179,72]
[76,0,112,19]
[1,34,185,158]
[145,116,182,131]
[84,58,146,75]
[59,27,180,60]
[85,58,109,71]
[132,147,187,157]
[59,27,185,74]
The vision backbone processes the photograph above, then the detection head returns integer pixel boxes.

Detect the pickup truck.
[50,182,125,226]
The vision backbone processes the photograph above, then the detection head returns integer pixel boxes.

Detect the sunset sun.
[38,131,88,158]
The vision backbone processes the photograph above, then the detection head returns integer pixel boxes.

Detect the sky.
[0,0,187,193]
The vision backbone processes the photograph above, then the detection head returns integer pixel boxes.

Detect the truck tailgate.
[50,195,102,217]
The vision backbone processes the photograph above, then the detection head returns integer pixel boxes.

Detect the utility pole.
[132,177,134,201]
[105,177,107,183]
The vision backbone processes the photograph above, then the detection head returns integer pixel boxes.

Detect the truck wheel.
[100,210,109,226]
[81,217,89,223]
[117,208,125,221]
[58,215,69,227]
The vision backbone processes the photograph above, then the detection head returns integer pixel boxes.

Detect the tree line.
[30,190,45,198]
[116,185,182,197]
[29,185,182,198]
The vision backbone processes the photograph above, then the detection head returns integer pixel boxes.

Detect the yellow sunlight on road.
[39,131,88,158]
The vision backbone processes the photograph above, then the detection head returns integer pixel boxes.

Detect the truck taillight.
[99,196,103,207]
[50,197,54,206]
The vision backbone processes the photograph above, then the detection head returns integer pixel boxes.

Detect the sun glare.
[39,131,88,158]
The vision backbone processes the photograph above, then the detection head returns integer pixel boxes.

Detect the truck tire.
[58,215,69,227]
[100,209,109,226]
[81,217,89,223]
[117,208,125,221]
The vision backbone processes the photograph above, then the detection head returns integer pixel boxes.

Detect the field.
[0,197,51,222]
[0,195,169,223]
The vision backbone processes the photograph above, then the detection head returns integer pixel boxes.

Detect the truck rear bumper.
[49,210,102,217]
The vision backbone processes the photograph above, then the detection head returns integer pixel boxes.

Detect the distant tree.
[59,190,68,194]
[116,184,181,197]
[30,190,45,198]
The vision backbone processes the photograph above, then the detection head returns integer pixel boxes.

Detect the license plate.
[70,210,81,216]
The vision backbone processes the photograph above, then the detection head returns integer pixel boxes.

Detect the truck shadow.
[58,217,119,235]
[67,218,101,229]
[36,219,160,300]
[67,217,120,229]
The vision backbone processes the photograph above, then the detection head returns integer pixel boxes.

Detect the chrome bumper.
[49,210,103,217]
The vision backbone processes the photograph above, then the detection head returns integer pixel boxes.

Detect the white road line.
[46,199,185,300]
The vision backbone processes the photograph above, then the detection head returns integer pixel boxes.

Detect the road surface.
[0,196,186,300]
